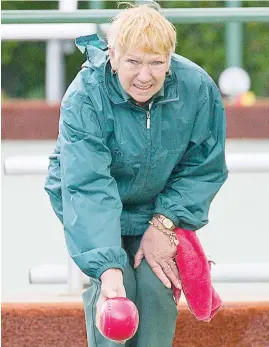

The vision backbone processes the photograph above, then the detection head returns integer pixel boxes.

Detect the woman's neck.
[132,98,152,108]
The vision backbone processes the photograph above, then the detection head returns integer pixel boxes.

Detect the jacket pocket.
[108,137,136,178]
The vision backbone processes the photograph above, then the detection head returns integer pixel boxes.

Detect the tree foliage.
[2,0,269,99]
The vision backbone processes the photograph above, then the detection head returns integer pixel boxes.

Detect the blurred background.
[2,0,269,304]
[2,0,269,100]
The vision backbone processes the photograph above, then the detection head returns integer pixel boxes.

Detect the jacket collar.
[75,33,108,70]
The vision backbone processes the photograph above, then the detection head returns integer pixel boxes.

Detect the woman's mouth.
[133,84,152,91]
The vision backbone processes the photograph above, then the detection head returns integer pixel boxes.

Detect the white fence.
[29,263,269,285]
[3,152,269,295]
[4,153,269,175]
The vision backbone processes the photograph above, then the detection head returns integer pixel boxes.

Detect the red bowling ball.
[99,297,139,342]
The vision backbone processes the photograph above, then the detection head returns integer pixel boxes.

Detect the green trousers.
[82,235,178,347]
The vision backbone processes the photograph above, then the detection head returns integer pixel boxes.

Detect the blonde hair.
[107,2,176,58]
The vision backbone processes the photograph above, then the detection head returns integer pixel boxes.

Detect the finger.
[134,247,144,268]
[173,287,182,305]
[117,285,126,298]
[149,262,171,288]
[167,260,182,289]
[101,287,118,298]
[161,262,181,289]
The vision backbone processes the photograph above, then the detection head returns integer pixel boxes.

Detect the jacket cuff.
[153,206,180,227]
[96,263,125,281]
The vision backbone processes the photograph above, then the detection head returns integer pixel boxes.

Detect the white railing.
[4,153,269,294]
[29,262,269,285]
[4,153,269,175]
[2,23,109,40]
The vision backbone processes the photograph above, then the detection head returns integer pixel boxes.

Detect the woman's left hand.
[134,220,181,290]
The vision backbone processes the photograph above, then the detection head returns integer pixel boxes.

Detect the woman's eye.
[151,61,164,65]
[127,59,139,65]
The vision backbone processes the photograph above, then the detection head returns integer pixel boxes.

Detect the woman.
[45,3,228,346]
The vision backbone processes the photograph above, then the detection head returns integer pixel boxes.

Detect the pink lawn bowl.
[99,297,139,342]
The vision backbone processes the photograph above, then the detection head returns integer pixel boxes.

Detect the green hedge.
[2,0,269,99]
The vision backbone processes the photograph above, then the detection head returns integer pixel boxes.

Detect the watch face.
[163,218,173,229]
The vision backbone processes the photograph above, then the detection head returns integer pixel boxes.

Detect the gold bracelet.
[148,221,179,247]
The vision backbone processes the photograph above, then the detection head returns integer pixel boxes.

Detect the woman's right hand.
[96,268,126,344]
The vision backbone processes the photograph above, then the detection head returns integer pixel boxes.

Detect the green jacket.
[45,34,228,280]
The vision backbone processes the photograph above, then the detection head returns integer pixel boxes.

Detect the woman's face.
[110,47,170,104]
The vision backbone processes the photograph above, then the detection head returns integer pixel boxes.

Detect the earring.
[112,68,117,75]
[166,69,171,77]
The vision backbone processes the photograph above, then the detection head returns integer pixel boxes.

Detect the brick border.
[2,302,269,347]
[2,101,269,139]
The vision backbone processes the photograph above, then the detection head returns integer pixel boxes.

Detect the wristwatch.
[155,214,175,231]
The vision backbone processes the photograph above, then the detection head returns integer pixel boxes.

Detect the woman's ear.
[167,54,172,69]
[108,47,117,71]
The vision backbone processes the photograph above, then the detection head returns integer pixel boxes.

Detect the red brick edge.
[1,101,269,139]
[2,302,269,347]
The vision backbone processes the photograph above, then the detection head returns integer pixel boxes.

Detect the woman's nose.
[137,64,152,82]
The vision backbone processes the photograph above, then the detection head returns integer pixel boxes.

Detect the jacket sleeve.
[45,137,63,223]
[45,91,127,279]
[154,80,229,230]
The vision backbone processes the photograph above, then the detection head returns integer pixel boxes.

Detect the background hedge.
[2,0,269,99]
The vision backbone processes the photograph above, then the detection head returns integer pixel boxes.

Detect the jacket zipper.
[146,102,153,129]
[131,101,153,200]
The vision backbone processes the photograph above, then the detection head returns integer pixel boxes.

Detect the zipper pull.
[146,111,151,129]
[146,102,153,129]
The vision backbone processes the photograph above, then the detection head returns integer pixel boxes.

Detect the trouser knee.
[132,260,178,347]
[135,259,178,317]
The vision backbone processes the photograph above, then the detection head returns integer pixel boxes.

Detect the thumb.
[134,247,144,269]
[102,287,118,299]
[117,285,126,298]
